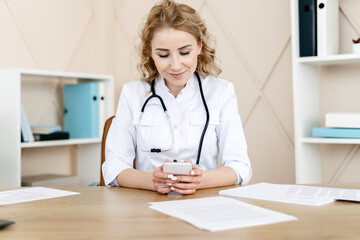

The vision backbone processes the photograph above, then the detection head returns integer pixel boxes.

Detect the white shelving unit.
[290,0,360,184]
[0,69,114,187]
[298,54,360,65]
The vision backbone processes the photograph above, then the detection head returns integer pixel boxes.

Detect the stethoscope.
[137,71,209,166]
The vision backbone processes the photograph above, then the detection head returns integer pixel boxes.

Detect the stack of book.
[21,104,34,142]
[21,104,70,142]
[63,82,105,139]
[31,125,70,141]
[298,0,339,57]
[312,113,360,138]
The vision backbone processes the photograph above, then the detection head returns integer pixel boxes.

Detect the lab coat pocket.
[190,110,219,145]
[134,112,173,152]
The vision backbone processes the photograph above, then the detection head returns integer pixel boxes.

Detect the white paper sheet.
[149,196,297,231]
[333,189,360,202]
[219,183,360,206]
[0,187,79,205]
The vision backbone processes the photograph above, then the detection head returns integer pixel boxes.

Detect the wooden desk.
[1,185,360,239]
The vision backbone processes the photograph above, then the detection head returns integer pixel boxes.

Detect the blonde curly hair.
[138,0,221,83]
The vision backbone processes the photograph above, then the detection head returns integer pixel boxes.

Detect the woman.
[103,0,252,194]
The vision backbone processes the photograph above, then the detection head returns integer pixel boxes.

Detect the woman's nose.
[170,55,181,71]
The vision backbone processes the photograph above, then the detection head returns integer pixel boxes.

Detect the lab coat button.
[173,125,178,130]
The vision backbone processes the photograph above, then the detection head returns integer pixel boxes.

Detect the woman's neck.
[165,81,186,98]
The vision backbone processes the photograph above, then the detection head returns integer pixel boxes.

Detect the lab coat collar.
[186,74,196,89]
[156,73,196,95]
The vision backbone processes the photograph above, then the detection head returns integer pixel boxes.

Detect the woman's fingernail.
[171,176,177,181]
[168,174,174,179]
[170,187,175,191]
[166,183,172,186]
[191,170,195,175]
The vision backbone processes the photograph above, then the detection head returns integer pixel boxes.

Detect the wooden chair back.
[99,115,115,186]
[99,115,136,186]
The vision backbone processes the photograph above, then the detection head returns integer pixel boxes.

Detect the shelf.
[14,68,112,81]
[0,68,114,187]
[21,138,101,148]
[301,137,360,144]
[297,54,360,65]
[289,0,360,184]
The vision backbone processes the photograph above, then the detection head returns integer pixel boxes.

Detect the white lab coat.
[103,74,252,186]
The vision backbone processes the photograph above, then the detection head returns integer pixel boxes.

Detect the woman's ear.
[197,40,203,55]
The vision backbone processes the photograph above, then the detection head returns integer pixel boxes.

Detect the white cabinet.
[290,0,360,183]
[0,69,114,187]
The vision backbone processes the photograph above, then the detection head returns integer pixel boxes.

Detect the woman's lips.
[170,71,185,78]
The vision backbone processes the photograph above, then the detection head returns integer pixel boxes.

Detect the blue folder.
[63,82,99,138]
[312,127,360,138]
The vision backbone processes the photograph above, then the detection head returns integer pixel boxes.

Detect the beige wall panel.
[199,4,260,120]
[321,144,360,183]
[320,65,360,116]
[334,148,360,183]
[178,0,204,9]
[116,0,158,44]
[8,0,94,70]
[68,1,116,76]
[207,0,291,83]
[263,44,294,142]
[201,0,294,183]
[246,100,295,184]
[92,0,116,75]
[339,5,358,54]
[0,1,37,68]
[341,0,360,31]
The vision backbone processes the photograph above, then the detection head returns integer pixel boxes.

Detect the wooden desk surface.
[1,184,360,239]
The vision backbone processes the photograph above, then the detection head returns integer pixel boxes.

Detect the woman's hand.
[167,159,203,195]
[152,159,175,194]
[152,159,203,194]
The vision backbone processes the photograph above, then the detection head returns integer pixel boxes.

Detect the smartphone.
[162,162,192,175]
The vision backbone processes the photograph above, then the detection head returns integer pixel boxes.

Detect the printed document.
[149,196,297,231]
[219,183,360,206]
[0,187,79,205]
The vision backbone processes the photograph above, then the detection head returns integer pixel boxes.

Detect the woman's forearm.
[116,168,155,191]
[116,166,237,192]
[199,166,237,189]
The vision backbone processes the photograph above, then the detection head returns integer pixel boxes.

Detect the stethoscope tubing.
[141,79,167,112]
[138,72,209,166]
[194,71,209,165]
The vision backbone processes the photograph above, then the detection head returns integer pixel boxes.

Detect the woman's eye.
[158,54,169,58]
[180,51,190,55]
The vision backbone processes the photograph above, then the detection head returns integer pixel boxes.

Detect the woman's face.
[151,28,202,91]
